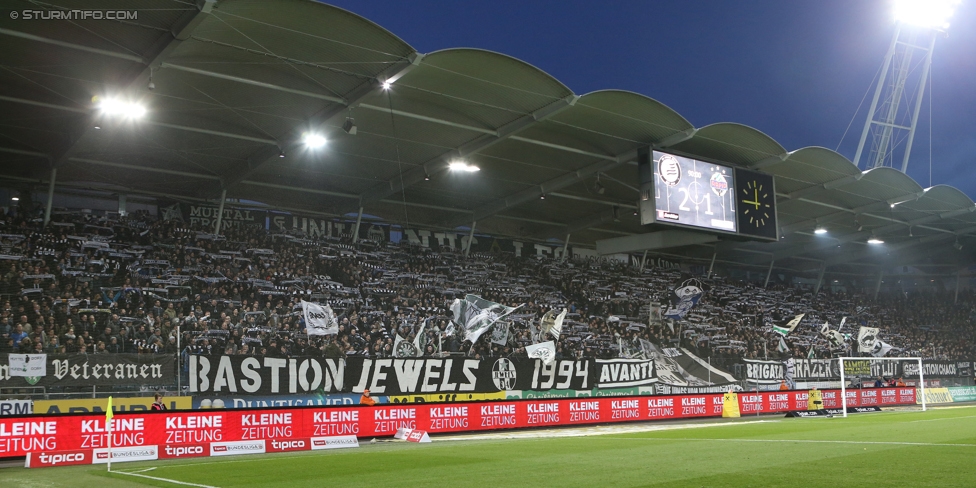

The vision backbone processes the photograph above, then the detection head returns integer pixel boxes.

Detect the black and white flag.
[664,282,703,320]
[490,321,511,346]
[857,326,880,353]
[773,314,804,336]
[301,300,338,336]
[450,294,521,343]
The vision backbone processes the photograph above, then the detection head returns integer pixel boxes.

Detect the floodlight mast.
[852,0,958,174]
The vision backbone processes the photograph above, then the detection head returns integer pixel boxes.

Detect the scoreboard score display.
[639,148,778,241]
[651,151,737,232]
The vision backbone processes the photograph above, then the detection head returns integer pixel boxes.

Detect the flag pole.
[106,395,114,472]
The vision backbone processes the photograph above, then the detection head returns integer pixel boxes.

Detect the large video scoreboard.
[638,147,778,241]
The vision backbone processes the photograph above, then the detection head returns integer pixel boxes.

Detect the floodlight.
[302,132,327,149]
[11,197,19,201]
[381,80,392,90]
[95,96,146,119]
[448,161,479,172]
[814,227,828,235]
[867,237,884,245]
[893,0,960,30]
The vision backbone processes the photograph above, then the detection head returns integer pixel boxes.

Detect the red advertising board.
[2,388,915,466]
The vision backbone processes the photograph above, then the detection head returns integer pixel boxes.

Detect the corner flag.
[106,396,114,422]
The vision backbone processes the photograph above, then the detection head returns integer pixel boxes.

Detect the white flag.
[777,336,789,353]
[525,341,556,365]
[857,326,880,353]
[302,300,338,336]
[413,321,427,355]
[540,309,567,339]
[871,341,894,357]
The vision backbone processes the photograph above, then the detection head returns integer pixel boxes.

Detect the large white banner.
[302,301,338,336]
[8,354,46,377]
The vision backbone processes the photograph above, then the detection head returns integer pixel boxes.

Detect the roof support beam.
[351,94,580,212]
[68,157,222,180]
[750,151,789,170]
[48,0,216,168]
[218,53,425,192]
[0,28,145,63]
[784,172,863,201]
[160,63,345,104]
[0,95,278,146]
[0,147,50,160]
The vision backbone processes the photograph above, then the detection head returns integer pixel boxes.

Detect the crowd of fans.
[1,210,974,366]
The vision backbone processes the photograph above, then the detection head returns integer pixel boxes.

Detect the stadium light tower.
[852,0,960,173]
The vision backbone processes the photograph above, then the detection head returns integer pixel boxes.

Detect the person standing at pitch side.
[360,389,376,406]
[151,393,167,411]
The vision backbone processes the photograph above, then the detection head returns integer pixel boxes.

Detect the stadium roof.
[1,0,974,277]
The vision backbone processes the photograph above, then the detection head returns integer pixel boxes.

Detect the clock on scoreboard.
[638,148,778,241]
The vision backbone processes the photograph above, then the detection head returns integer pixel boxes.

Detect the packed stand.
[1,211,974,363]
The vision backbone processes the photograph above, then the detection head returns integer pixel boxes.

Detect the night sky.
[324,0,976,198]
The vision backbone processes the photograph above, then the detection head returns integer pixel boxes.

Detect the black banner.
[186,355,345,395]
[187,355,594,395]
[901,360,960,378]
[0,354,175,388]
[595,359,657,388]
[743,359,785,385]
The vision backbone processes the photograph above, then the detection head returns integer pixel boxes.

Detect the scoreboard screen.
[650,150,737,233]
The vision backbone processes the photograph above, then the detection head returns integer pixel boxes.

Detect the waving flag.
[451,295,521,343]
[664,282,703,320]
[302,300,338,336]
[857,326,880,353]
[773,314,804,336]
[526,341,556,365]
[540,309,567,339]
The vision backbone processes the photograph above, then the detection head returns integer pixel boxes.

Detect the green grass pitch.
[4,406,975,487]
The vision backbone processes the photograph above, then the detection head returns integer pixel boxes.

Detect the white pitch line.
[612,437,976,448]
[435,419,781,442]
[113,469,220,488]
[911,415,976,423]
